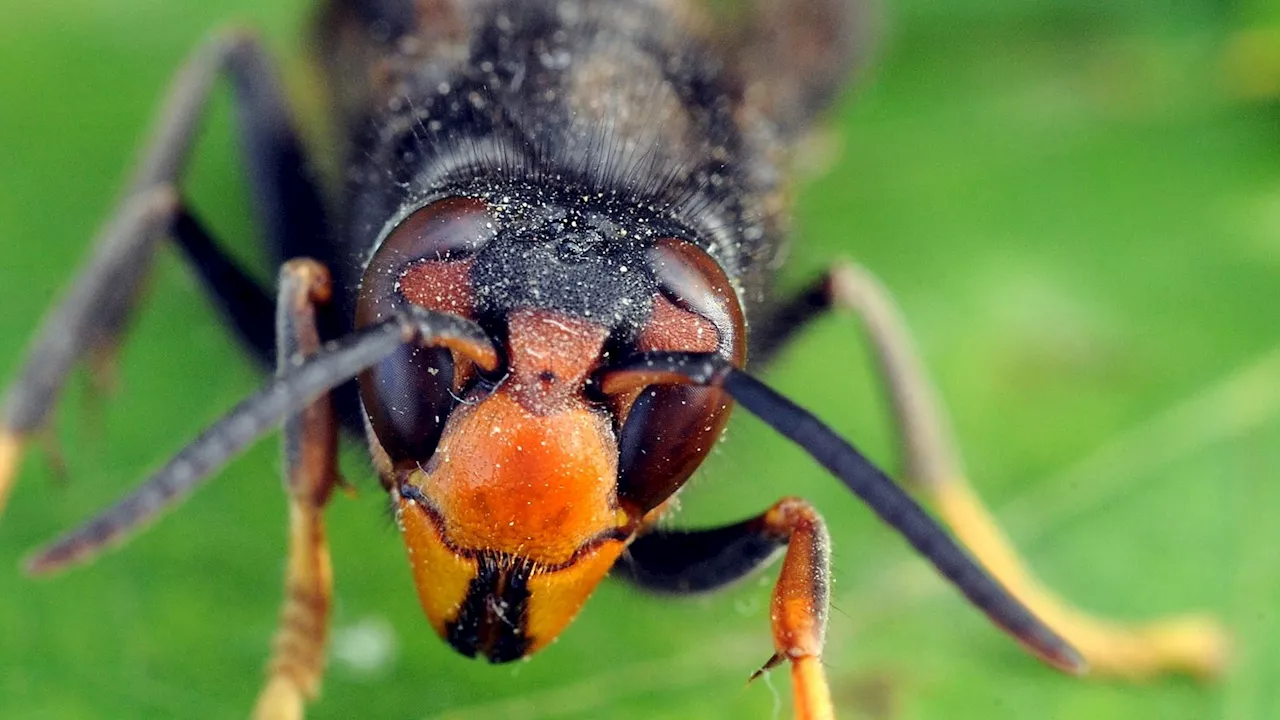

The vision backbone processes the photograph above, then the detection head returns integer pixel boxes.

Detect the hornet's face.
[355,190,745,661]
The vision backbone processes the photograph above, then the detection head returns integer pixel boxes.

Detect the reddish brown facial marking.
[605,238,749,515]
[638,294,720,355]
[355,196,494,329]
[505,309,611,415]
[399,258,475,316]
[606,240,744,427]
[648,238,747,362]
[413,0,470,44]
[354,198,498,457]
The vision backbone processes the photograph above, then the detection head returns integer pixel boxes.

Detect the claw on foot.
[748,652,833,720]
[748,652,785,684]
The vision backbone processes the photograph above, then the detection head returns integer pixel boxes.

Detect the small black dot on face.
[537,370,557,384]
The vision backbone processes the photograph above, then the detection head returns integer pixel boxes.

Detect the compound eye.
[355,197,497,462]
[383,196,495,264]
[615,239,746,512]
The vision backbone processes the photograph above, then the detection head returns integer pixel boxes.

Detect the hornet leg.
[0,30,329,521]
[618,498,835,720]
[751,260,1227,678]
[253,260,342,720]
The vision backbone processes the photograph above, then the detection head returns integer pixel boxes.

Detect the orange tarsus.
[790,655,836,720]
[758,498,834,720]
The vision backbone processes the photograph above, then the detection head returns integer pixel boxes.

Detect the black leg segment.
[24,305,497,575]
[742,260,1229,678]
[617,517,786,595]
[748,274,833,370]
[254,259,341,719]
[172,207,276,362]
[596,351,1085,675]
[0,30,336,519]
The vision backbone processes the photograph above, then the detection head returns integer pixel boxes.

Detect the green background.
[2,0,1279,718]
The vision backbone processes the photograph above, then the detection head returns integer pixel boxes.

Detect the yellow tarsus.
[252,675,305,720]
[0,432,25,520]
[935,479,1230,679]
[253,503,331,719]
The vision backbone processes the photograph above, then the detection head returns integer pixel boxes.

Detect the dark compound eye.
[355,197,497,462]
[384,196,496,264]
[615,239,746,513]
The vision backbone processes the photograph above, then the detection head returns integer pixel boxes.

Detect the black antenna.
[598,351,1086,674]
[26,309,496,575]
